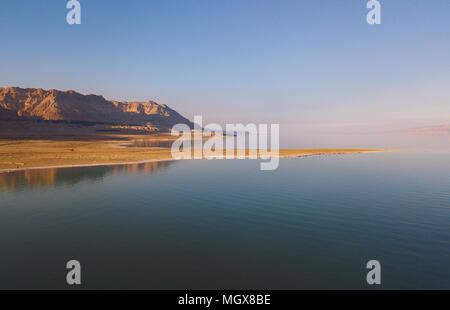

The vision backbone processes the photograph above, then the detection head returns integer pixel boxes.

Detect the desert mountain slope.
[0,87,192,129]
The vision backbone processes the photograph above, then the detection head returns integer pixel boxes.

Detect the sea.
[0,134,449,289]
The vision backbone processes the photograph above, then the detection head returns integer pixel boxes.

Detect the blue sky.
[0,0,449,133]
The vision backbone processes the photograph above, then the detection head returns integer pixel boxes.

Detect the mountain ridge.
[390,124,450,136]
[0,87,192,130]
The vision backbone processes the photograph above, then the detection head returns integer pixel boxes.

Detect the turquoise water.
[0,151,449,289]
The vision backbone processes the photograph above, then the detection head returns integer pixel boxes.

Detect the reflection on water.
[131,139,175,148]
[0,161,174,191]
[0,151,449,289]
[131,136,245,149]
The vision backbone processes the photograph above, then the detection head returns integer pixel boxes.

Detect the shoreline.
[0,158,181,174]
[0,149,392,174]
[0,132,393,174]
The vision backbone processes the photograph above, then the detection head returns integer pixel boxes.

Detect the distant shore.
[0,134,391,173]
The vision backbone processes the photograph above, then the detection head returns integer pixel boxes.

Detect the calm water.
[0,151,449,289]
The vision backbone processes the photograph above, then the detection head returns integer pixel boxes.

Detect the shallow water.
[0,151,449,289]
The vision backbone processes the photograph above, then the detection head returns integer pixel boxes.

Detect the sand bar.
[0,135,391,173]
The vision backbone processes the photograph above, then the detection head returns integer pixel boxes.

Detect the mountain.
[0,87,192,130]
[391,125,450,136]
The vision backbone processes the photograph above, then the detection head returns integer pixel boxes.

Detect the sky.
[0,0,449,136]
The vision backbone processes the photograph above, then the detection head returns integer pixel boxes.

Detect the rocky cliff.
[0,87,192,130]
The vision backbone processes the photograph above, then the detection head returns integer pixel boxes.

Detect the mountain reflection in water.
[0,161,174,191]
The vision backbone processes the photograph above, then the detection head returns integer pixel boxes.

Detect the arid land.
[0,121,389,173]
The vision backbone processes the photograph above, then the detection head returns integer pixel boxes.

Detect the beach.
[0,134,389,172]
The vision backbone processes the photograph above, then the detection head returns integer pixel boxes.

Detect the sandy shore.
[0,135,390,173]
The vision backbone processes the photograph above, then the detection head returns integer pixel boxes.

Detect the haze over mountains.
[391,125,450,136]
[0,87,192,130]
